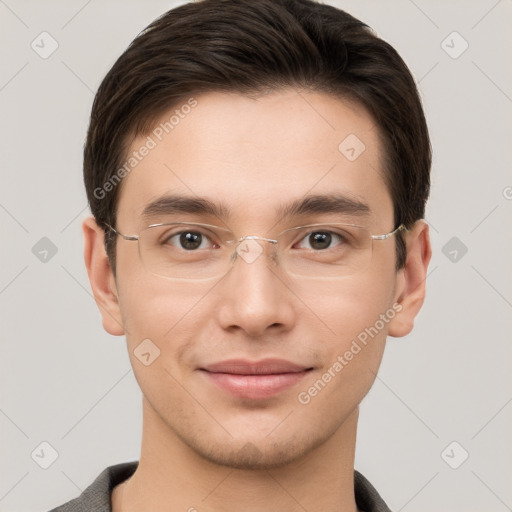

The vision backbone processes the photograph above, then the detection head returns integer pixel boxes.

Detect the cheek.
[115,240,206,336]
[117,280,208,408]
[294,280,395,417]
[293,266,397,342]
[292,270,397,394]
[119,281,208,342]
[116,272,220,391]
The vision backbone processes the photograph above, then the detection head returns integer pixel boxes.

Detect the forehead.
[116,88,393,230]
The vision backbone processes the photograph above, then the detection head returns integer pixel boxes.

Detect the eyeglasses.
[107,221,406,281]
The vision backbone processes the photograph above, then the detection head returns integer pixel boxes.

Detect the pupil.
[310,232,331,250]
[180,232,202,250]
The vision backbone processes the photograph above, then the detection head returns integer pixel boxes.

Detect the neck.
[112,398,360,512]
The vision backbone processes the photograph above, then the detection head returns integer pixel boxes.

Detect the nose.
[215,237,296,337]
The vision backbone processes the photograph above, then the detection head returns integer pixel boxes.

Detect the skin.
[83,88,431,512]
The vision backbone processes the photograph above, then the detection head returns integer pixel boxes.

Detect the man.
[51,0,431,510]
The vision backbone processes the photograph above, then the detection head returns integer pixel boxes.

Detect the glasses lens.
[137,222,374,280]
[139,223,234,280]
[278,223,373,278]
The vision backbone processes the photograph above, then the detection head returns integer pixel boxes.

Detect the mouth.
[199,358,314,400]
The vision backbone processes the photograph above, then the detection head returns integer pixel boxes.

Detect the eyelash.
[163,229,347,250]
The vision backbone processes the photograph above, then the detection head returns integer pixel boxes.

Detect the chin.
[178,429,327,471]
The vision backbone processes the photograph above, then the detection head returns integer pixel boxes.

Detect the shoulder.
[47,461,138,512]
[354,470,392,512]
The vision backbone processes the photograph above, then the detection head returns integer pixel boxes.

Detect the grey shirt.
[48,461,392,512]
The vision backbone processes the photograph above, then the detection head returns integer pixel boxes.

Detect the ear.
[82,216,125,336]
[388,220,431,337]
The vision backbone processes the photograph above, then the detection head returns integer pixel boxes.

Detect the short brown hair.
[84,0,431,272]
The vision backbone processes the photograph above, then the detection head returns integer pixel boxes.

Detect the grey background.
[1,0,511,511]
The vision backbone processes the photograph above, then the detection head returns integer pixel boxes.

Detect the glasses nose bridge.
[237,234,278,244]
[230,234,279,266]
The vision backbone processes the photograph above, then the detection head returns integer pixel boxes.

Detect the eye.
[295,230,346,251]
[165,230,214,250]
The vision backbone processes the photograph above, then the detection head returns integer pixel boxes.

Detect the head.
[83,0,431,470]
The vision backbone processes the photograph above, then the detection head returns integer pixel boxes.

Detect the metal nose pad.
[234,235,278,265]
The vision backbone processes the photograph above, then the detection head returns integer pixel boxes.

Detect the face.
[89,88,423,470]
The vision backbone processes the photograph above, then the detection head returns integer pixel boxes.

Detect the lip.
[199,358,313,400]
[201,358,310,375]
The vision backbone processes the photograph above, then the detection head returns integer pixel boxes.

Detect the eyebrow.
[140,193,371,223]
[276,193,371,219]
[141,195,230,222]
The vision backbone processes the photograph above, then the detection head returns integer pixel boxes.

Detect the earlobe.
[388,220,431,338]
[83,216,125,336]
